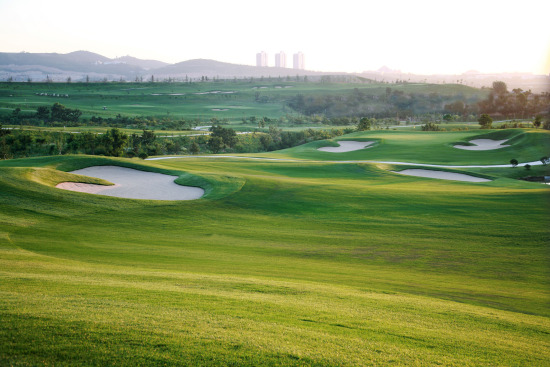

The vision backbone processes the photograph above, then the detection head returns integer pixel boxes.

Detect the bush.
[421,122,440,131]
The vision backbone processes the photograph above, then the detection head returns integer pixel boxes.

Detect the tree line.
[478,81,549,120]
[0,124,348,160]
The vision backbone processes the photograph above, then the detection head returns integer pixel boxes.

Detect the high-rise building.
[293,52,305,70]
[275,51,287,68]
[256,51,268,67]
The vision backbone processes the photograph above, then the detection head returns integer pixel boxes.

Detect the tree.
[102,128,128,157]
[533,115,542,128]
[478,114,493,129]
[357,117,373,131]
[524,164,531,170]
[208,136,224,153]
[0,123,11,159]
[259,134,273,151]
[36,106,50,120]
[492,81,508,95]
[50,103,81,122]
[190,141,200,154]
[210,125,237,148]
[540,156,549,165]
[510,158,518,167]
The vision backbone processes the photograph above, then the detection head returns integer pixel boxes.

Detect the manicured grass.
[268,128,550,165]
[1,138,549,365]
[0,81,487,121]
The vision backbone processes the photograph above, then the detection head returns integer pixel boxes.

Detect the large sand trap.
[454,139,510,150]
[56,166,204,200]
[393,169,491,182]
[318,141,375,153]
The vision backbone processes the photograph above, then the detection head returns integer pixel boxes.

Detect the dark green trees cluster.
[478,114,493,129]
[5,103,82,125]
[50,103,82,122]
[421,122,441,131]
[478,81,549,120]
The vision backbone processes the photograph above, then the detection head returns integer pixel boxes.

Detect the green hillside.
[1,125,549,365]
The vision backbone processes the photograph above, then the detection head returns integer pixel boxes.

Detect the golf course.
[1,126,549,366]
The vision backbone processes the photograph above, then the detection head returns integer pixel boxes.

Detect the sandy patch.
[56,166,204,200]
[318,141,375,153]
[393,169,490,182]
[454,139,510,150]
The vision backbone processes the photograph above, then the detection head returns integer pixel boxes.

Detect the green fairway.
[1,127,549,365]
[270,128,550,165]
[0,80,488,122]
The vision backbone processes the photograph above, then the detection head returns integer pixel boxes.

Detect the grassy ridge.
[1,149,549,365]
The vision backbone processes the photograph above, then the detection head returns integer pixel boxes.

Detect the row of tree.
[0,124,348,160]
[284,89,481,119]
[478,81,549,119]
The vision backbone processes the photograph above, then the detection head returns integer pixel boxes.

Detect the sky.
[1,0,549,75]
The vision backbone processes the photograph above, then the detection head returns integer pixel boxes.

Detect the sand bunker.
[454,139,510,150]
[393,169,490,182]
[56,166,204,200]
[318,141,375,153]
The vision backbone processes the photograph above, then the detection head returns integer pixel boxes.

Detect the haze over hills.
[0,50,548,92]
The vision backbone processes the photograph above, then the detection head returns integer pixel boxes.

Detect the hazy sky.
[1,0,549,75]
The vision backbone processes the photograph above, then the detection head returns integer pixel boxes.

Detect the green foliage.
[208,136,224,153]
[421,122,441,131]
[190,141,200,154]
[357,117,374,131]
[478,114,493,129]
[533,115,542,128]
[102,128,128,157]
[492,80,508,95]
[51,102,82,122]
[510,158,518,167]
[210,125,237,149]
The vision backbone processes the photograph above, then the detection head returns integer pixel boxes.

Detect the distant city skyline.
[0,0,548,75]
[256,51,304,70]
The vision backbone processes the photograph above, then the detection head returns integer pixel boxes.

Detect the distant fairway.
[1,128,549,365]
[0,80,488,122]
[272,128,550,165]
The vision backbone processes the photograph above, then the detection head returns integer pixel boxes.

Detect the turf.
[267,128,550,165]
[1,132,549,365]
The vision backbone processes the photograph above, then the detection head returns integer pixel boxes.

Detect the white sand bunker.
[56,166,204,200]
[393,169,490,182]
[318,141,375,153]
[454,139,510,150]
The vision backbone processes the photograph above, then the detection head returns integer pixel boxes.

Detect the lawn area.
[269,128,550,165]
[0,129,549,365]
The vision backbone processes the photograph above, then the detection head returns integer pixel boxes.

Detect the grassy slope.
[269,128,550,165]
[1,147,549,366]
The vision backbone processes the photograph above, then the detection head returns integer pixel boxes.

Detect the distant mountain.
[0,51,321,82]
[0,51,154,81]
[113,56,169,70]
[152,59,322,79]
